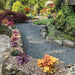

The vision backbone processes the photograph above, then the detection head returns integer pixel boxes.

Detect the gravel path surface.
[16,21,75,65]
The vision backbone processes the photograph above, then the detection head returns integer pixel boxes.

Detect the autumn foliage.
[37,54,59,74]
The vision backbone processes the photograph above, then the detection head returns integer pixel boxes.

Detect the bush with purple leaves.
[16,52,29,64]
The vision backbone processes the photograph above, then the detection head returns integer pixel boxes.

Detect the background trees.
[12,1,25,13]
[0,0,48,11]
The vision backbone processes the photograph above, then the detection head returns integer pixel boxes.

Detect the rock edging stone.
[41,25,75,48]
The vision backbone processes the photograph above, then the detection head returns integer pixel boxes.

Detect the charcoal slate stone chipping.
[15,21,75,65]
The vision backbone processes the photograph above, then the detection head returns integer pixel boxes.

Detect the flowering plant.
[52,12,56,15]
[16,52,29,64]
[11,51,19,56]
[13,30,19,36]
[50,3,55,8]
[37,54,59,73]
[25,7,30,13]
[2,19,8,24]
[43,8,46,13]
[11,42,18,47]
[6,21,15,26]
[11,36,18,42]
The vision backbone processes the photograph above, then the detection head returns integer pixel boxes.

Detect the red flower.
[50,3,55,8]
[43,8,46,13]
[7,21,15,26]
[11,36,18,42]
[25,8,30,13]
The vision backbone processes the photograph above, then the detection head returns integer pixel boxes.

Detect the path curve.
[16,21,75,65]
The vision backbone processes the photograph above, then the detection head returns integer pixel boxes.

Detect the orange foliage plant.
[37,54,59,73]
[2,19,8,24]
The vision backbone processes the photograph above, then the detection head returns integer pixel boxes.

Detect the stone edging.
[40,25,75,48]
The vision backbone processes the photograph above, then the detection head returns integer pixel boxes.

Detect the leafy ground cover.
[34,18,75,42]
[34,19,50,25]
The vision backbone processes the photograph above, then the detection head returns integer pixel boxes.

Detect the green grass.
[34,19,50,25]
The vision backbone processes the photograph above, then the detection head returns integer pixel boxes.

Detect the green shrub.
[0,10,4,13]
[47,14,53,19]
[6,0,12,10]
[0,0,5,10]
[48,25,57,39]
[28,14,35,19]
[6,0,15,10]
[56,14,66,30]
[54,0,61,12]
[56,11,75,36]
[12,26,16,29]
[56,10,63,20]
[33,4,40,13]
[12,1,25,13]
[10,51,19,56]
[65,13,75,34]
[47,18,54,26]
[61,0,73,16]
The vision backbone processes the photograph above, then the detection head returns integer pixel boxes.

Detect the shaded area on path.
[16,21,75,65]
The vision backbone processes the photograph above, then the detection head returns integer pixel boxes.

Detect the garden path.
[16,21,75,65]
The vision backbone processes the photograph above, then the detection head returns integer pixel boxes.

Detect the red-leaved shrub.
[0,9,28,23]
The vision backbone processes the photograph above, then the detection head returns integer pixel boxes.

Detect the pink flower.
[7,21,15,26]
[11,42,18,47]
[11,37,18,42]
[16,52,29,64]
[13,30,19,36]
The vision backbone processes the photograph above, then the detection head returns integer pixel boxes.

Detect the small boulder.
[70,64,75,72]
[65,64,73,68]
[6,64,12,71]
[67,72,73,75]
[62,40,75,48]
[41,28,46,33]
[46,36,53,42]
[54,40,62,46]
[8,26,12,30]
[41,25,47,28]
[41,32,47,39]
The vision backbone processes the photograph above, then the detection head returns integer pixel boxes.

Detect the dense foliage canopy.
[0,0,48,10]
[12,1,24,13]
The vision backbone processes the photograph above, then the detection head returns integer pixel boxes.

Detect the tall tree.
[0,0,5,10]
[17,0,28,5]
[6,0,16,10]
